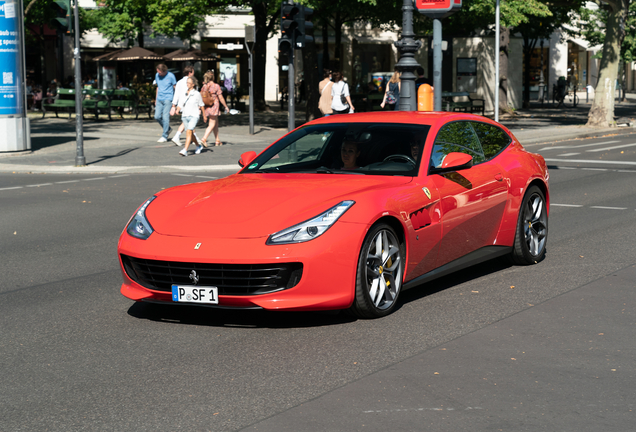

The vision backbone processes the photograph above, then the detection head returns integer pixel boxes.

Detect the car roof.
[307,111,495,127]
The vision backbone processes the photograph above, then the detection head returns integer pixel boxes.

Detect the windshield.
[241,123,430,176]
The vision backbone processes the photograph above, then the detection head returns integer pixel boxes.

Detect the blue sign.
[0,0,24,116]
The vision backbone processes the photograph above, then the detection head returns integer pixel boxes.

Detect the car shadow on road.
[127,301,356,328]
[397,257,513,307]
[127,258,516,328]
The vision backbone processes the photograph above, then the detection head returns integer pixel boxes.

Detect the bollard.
[418,84,434,111]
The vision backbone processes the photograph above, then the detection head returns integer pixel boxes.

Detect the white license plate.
[171,285,219,304]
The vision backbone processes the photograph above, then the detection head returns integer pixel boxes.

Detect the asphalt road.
[1,133,635,431]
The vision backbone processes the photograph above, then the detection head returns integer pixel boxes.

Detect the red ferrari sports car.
[118,111,549,318]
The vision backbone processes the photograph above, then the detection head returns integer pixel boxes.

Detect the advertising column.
[0,0,30,152]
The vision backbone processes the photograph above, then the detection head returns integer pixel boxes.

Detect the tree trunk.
[137,31,144,48]
[251,2,270,110]
[303,29,321,122]
[522,36,537,109]
[333,14,343,71]
[587,0,628,127]
[498,26,510,112]
[322,18,330,71]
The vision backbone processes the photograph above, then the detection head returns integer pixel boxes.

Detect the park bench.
[133,91,153,119]
[442,91,485,115]
[82,89,113,120]
[42,88,77,118]
[109,89,139,118]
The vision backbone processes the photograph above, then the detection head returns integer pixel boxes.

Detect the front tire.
[349,223,404,318]
[511,185,548,265]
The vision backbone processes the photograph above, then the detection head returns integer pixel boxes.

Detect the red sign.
[415,0,453,13]
[415,0,462,15]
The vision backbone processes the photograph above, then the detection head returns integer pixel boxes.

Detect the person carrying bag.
[330,71,355,115]
[381,70,401,111]
[318,69,333,116]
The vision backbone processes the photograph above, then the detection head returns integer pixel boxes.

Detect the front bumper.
[117,222,368,311]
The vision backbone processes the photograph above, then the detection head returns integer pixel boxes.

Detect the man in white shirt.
[170,66,199,145]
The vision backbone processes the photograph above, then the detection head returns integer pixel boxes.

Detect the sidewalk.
[0,100,634,174]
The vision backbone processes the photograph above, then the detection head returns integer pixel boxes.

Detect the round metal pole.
[433,19,442,111]
[495,0,500,122]
[246,43,254,135]
[73,0,85,166]
[395,0,421,111]
[288,45,295,132]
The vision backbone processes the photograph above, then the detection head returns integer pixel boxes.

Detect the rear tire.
[510,186,548,265]
[349,223,404,319]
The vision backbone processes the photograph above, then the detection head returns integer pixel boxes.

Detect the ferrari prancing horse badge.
[422,187,431,200]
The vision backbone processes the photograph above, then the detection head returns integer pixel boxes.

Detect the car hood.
[146,174,412,238]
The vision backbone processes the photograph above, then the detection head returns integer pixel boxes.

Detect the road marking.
[545,158,636,166]
[558,152,580,156]
[2,175,131,192]
[195,175,218,179]
[549,166,635,173]
[540,140,620,151]
[552,204,583,207]
[590,206,628,210]
[171,174,194,177]
[586,142,636,153]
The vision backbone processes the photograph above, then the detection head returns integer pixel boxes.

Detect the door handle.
[495,173,504,181]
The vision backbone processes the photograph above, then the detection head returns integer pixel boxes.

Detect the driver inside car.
[341,140,361,170]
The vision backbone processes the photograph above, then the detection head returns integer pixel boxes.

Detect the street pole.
[395,0,421,111]
[245,26,255,135]
[433,19,442,111]
[288,41,295,132]
[495,0,500,122]
[73,0,85,166]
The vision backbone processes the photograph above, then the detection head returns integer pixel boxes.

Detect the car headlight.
[267,200,355,245]
[126,196,156,240]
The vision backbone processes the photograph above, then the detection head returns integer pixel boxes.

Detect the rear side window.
[471,122,512,159]
[431,121,485,168]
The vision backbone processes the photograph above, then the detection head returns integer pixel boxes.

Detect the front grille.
[120,255,303,295]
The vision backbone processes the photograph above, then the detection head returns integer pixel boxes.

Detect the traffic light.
[279,2,298,55]
[294,6,313,49]
[280,2,313,50]
[50,0,72,35]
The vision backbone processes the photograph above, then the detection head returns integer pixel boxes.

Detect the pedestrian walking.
[176,76,205,156]
[154,64,177,142]
[380,70,400,111]
[330,71,354,115]
[318,69,333,116]
[170,65,200,146]
[199,71,229,147]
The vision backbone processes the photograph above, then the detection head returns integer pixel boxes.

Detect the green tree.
[444,0,552,112]
[95,0,208,48]
[579,0,634,125]
[515,2,585,108]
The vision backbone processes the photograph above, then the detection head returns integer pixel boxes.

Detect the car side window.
[430,121,485,168]
[471,122,512,160]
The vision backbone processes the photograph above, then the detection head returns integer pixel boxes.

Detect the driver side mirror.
[238,151,257,168]
[430,152,473,174]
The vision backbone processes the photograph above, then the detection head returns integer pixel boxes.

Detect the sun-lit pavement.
[0,98,634,174]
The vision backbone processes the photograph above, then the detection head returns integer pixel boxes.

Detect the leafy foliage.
[578,1,636,63]
[94,0,209,47]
